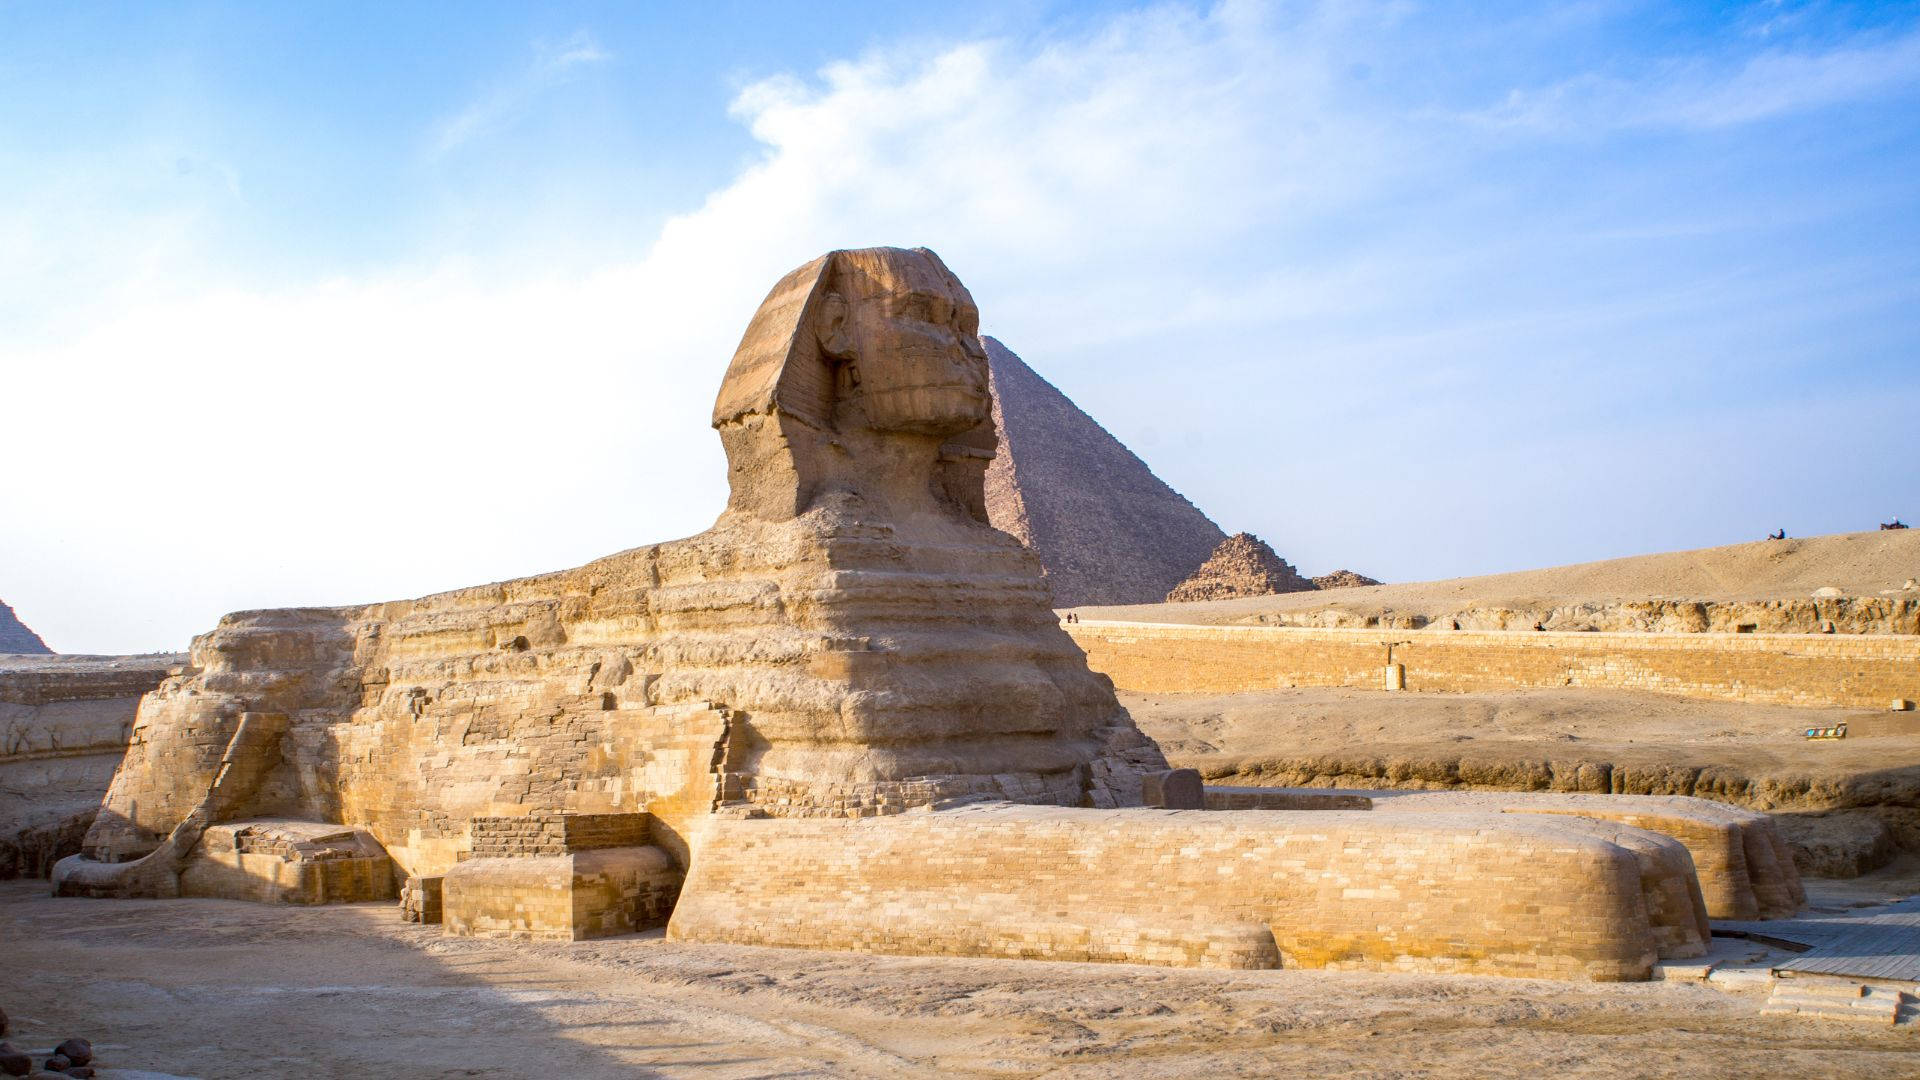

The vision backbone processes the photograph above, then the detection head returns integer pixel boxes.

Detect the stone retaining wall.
[1067,621,1920,709]
[668,803,1707,981]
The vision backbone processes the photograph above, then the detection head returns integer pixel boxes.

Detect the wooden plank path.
[1715,895,1920,984]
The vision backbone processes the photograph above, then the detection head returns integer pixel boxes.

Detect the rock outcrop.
[1311,570,1381,590]
[1166,533,1315,603]
[0,601,51,655]
[982,338,1225,606]
[0,654,180,877]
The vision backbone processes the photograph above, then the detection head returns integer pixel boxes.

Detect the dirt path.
[3,882,1916,1079]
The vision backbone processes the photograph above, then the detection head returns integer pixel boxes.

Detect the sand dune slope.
[1076,530,1920,628]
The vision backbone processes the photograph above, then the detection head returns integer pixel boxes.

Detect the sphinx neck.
[824,428,963,524]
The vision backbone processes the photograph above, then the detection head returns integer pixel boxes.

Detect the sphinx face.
[831,254,991,437]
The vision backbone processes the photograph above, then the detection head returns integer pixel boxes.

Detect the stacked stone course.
[445,812,680,941]
[467,813,653,858]
[1068,620,1920,709]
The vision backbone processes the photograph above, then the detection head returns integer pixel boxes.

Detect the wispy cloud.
[1465,23,1920,133]
[428,31,610,156]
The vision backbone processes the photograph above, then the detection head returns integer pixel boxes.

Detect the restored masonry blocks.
[444,812,680,940]
[466,813,654,859]
[51,247,1790,980]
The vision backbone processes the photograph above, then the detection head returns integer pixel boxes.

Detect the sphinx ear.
[817,292,854,359]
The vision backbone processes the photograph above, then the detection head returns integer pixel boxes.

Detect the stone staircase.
[1762,978,1919,1026]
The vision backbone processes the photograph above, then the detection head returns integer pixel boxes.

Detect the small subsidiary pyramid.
[982,337,1227,606]
[1312,569,1382,590]
[1167,533,1316,603]
[0,600,53,654]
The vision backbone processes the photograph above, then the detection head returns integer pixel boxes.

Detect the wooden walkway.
[1716,896,1920,984]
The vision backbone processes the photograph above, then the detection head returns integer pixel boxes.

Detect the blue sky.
[3,0,1917,653]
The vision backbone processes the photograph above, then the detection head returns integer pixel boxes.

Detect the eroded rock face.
[0,654,180,878]
[70,247,1167,885]
[1166,533,1315,603]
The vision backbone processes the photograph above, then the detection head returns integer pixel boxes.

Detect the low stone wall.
[1202,787,1373,811]
[1067,621,1920,709]
[669,803,1708,981]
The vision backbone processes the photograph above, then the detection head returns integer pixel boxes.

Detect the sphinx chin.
[855,386,990,434]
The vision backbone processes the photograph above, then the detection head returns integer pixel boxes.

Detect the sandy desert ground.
[4,880,1919,1080]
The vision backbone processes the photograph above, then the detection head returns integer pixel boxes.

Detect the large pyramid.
[982,337,1227,606]
[0,600,52,654]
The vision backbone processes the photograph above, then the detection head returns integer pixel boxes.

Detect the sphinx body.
[70,248,1163,881]
[57,247,1771,979]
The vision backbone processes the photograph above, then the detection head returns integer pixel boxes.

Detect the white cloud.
[5,1,1917,652]
[8,1,1399,651]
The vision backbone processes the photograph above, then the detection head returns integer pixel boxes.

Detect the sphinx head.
[712,247,997,520]
[817,248,989,436]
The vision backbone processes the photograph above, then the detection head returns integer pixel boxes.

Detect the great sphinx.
[56,247,1793,978]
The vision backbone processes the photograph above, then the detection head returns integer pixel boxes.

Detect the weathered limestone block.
[1141,768,1204,809]
[443,847,681,941]
[179,820,395,904]
[668,805,1699,980]
[400,875,444,923]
